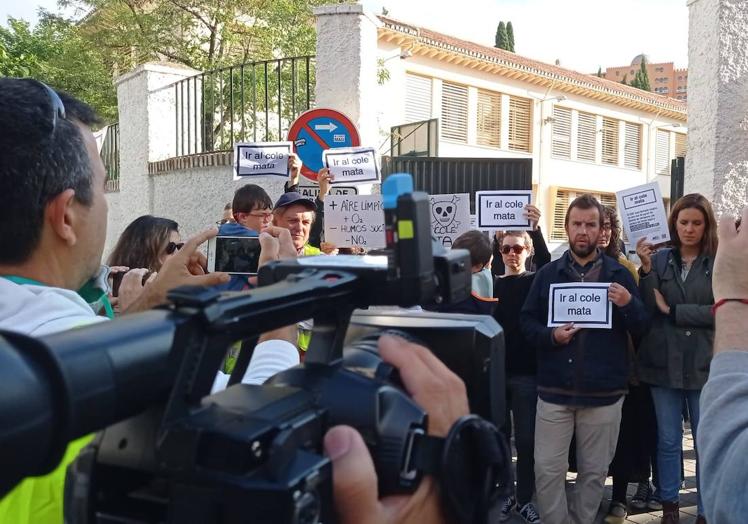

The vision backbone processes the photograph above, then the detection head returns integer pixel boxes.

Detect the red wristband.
[711,298,748,316]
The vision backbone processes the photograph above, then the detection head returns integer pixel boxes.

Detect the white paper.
[323,146,380,184]
[297,184,359,199]
[547,282,613,329]
[233,142,292,179]
[616,182,671,244]
[429,193,471,248]
[475,190,533,230]
[324,194,386,248]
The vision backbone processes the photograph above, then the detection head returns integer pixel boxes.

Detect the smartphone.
[111,270,153,297]
[207,236,261,275]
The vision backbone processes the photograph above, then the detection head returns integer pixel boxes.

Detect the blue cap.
[274,192,317,211]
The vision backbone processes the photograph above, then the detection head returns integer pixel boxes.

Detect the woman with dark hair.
[108,215,182,272]
[600,206,660,523]
[636,194,717,524]
[107,216,182,310]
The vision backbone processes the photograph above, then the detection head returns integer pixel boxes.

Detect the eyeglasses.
[28,79,66,133]
[248,211,273,220]
[500,244,526,255]
[165,242,184,254]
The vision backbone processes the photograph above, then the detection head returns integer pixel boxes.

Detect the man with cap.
[273,192,324,256]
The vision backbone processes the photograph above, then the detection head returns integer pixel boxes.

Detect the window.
[674,133,687,158]
[550,189,619,241]
[405,74,432,123]
[441,82,468,142]
[551,106,572,159]
[508,96,532,152]
[601,118,619,166]
[656,129,671,175]
[577,112,596,162]
[615,71,619,76]
[624,122,641,169]
[656,67,664,72]
[476,89,501,148]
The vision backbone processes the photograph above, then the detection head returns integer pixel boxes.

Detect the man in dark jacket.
[520,194,649,524]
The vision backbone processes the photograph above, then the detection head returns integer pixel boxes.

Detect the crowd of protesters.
[2,77,747,524]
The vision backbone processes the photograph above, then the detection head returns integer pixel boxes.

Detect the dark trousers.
[610,383,659,503]
[501,374,538,505]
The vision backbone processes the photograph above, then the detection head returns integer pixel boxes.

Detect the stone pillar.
[313,4,381,149]
[109,63,198,251]
[686,0,748,215]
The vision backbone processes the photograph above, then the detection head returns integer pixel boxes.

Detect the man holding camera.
[0,78,469,524]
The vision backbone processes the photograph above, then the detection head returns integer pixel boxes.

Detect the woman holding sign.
[636,194,717,524]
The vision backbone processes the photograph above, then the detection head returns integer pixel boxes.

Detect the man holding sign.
[520,195,648,524]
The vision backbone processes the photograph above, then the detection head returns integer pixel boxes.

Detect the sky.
[1,0,689,74]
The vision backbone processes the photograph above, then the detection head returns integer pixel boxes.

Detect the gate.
[381,156,532,213]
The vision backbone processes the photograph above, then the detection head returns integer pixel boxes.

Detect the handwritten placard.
[323,147,379,184]
[430,193,471,248]
[297,184,359,199]
[616,182,671,244]
[547,282,613,329]
[325,194,386,248]
[476,190,533,230]
[234,142,292,179]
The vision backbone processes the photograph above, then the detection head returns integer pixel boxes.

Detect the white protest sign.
[325,194,386,248]
[297,184,359,199]
[323,147,380,185]
[616,182,671,244]
[547,282,613,329]
[430,193,471,248]
[476,190,533,230]
[233,142,292,179]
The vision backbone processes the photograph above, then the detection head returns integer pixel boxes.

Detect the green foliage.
[596,66,602,78]
[621,74,628,85]
[506,21,515,52]
[630,57,651,91]
[0,15,117,122]
[495,21,508,50]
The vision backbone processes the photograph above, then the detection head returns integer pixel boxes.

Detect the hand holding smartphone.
[207,236,262,275]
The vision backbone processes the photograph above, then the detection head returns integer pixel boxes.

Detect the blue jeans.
[650,386,702,514]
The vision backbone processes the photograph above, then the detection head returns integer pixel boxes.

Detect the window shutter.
[551,106,572,159]
[624,122,641,169]
[441,82,468,142]
[508,95,532,152]
[476,89,501,148]
[656,130,671,175]
[577,112,596,162]
[674,132,687,158]
[551,189,571,241]
[601,117,619,166]
[405,74,432,123]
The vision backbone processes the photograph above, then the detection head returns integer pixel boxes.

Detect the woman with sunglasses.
[493,226,548,524]
[107,215,182,312]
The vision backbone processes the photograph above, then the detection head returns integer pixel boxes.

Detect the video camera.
[0,175,511,523]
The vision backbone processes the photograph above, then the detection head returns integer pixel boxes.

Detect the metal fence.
[381,157,532,213]
[100,123,120,193]
[174,56,315,157]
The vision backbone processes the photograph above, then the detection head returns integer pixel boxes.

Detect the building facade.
[601,54,688,101]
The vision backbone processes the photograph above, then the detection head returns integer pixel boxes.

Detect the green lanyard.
[1,275,115,320]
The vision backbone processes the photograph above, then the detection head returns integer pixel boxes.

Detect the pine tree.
[495,22,508,50]
[621,74,628,85]
[636,57,651,91]
[506,22,515,52]
[596,67,602,78]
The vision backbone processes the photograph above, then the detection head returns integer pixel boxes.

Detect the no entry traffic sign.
[287,108,360,181]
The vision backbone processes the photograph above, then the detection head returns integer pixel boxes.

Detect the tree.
[629,58,651,91]
[620,74,628,85]
[506,21,515,52]
[596,66,602,78]
[0,15,117,122]
[495,21,508,50]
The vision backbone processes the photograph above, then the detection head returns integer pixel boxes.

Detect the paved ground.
[494,425,699,524]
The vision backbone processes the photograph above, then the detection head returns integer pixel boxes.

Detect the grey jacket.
[637,249,714,389]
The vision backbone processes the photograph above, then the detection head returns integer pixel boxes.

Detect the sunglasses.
[28,79,66,132]
[165,242,185,254]
[500,244,526,255]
